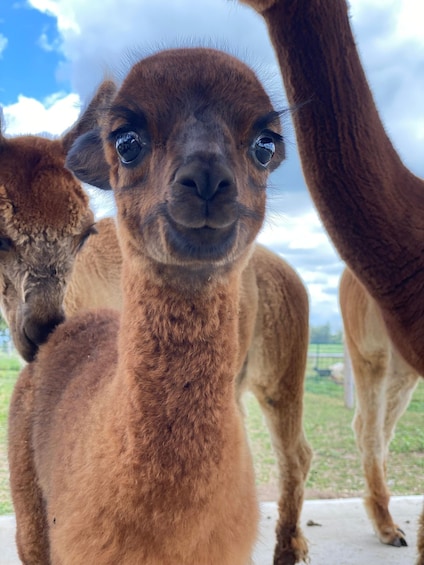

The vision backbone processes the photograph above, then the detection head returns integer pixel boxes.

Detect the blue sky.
[1,0,423,330]
[0,3,65,103]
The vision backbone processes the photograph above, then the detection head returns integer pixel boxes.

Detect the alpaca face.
[0,134,94,361]
[67,48,285,273]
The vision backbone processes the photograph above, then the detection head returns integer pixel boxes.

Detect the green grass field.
[0,349,423,514]
[245,375,424,501]
[0,354,23,514]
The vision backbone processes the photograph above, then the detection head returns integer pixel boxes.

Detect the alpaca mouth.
[165,220,238,263]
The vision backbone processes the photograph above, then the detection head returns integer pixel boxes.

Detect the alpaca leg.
[382,352,419,450]
[240,252,311,565]
[8,367,50,564]
[251,372,312,565]
[243,325,312,565]
[417,508,424,565]
[350,341,407,547]
[379,352,419,545]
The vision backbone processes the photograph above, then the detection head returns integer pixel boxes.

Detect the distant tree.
[310,323,343,344]
[310,323,331,344]
[330,329,343,344]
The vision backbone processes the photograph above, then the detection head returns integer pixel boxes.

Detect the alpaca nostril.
[179,177,198,190]
[217,179,231,191]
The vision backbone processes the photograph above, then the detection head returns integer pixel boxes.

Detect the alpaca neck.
[113,253,243,489]
[262,1,424,372]
[264,2,424,278]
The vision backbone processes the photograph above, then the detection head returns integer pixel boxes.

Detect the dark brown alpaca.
[0,84,113,362]
[340,268,419,548]
[8,47,301,564]
[240,0,424,561]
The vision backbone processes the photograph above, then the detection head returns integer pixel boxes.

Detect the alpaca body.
[239,0,424,376]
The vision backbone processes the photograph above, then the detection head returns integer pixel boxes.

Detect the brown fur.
[70,212,312,564]
[0,82,115,362]
[340,268,419,547]
[241,0,424,560]
[8,48,310,565]
[64,217,123,314]
[241,245,312,565]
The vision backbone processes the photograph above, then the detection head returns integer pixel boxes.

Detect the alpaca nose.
[20,305,65,361]
[23,313,65,349]
[173,158,236,201]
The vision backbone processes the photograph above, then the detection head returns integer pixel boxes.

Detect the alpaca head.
[0,127,95,361]
[67,48,285,281]
[0,83,116,362]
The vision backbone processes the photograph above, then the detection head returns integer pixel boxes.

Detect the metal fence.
[307,342,354,408]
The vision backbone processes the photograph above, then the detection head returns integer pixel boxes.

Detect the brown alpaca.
[240,0,424,560]
[1,92,310,561]
[340,268,420,548]
[0,83,114,362]
[68,212,312,564]
[7,47,307,565]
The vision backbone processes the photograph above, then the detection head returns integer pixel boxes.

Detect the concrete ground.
[1,496,422,564]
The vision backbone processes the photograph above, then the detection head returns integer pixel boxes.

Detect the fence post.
[343,344,355,409]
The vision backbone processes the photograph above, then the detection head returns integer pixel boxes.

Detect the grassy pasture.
[0,350,423,514]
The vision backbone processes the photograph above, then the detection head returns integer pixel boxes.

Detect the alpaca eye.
[76,224,98,252]
[115,132,143,164]
[254,136,276,167]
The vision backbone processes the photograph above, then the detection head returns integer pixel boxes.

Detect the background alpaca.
[239,244,312,565]
[340,268,420,548]
[239,0,424,559]
[8,47,299,565]
[0,83,114,362]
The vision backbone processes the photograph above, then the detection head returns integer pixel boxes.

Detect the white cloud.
[26,0,273,99]
[29,0,80,33]
[0,33,8,58]
[351,0,424,46]
[396,2,424,45]
[258,205,344,329]
[2,91,80,136]
[38,31,61,52]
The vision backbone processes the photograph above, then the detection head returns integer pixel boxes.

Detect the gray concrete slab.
[254,496,422,565]
[1,496,422,564]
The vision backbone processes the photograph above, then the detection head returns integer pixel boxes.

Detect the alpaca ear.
[63,80,117,191]
[61,80,117,153]
[65,128,112,190]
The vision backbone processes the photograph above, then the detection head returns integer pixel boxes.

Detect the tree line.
[310,323,343,344]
